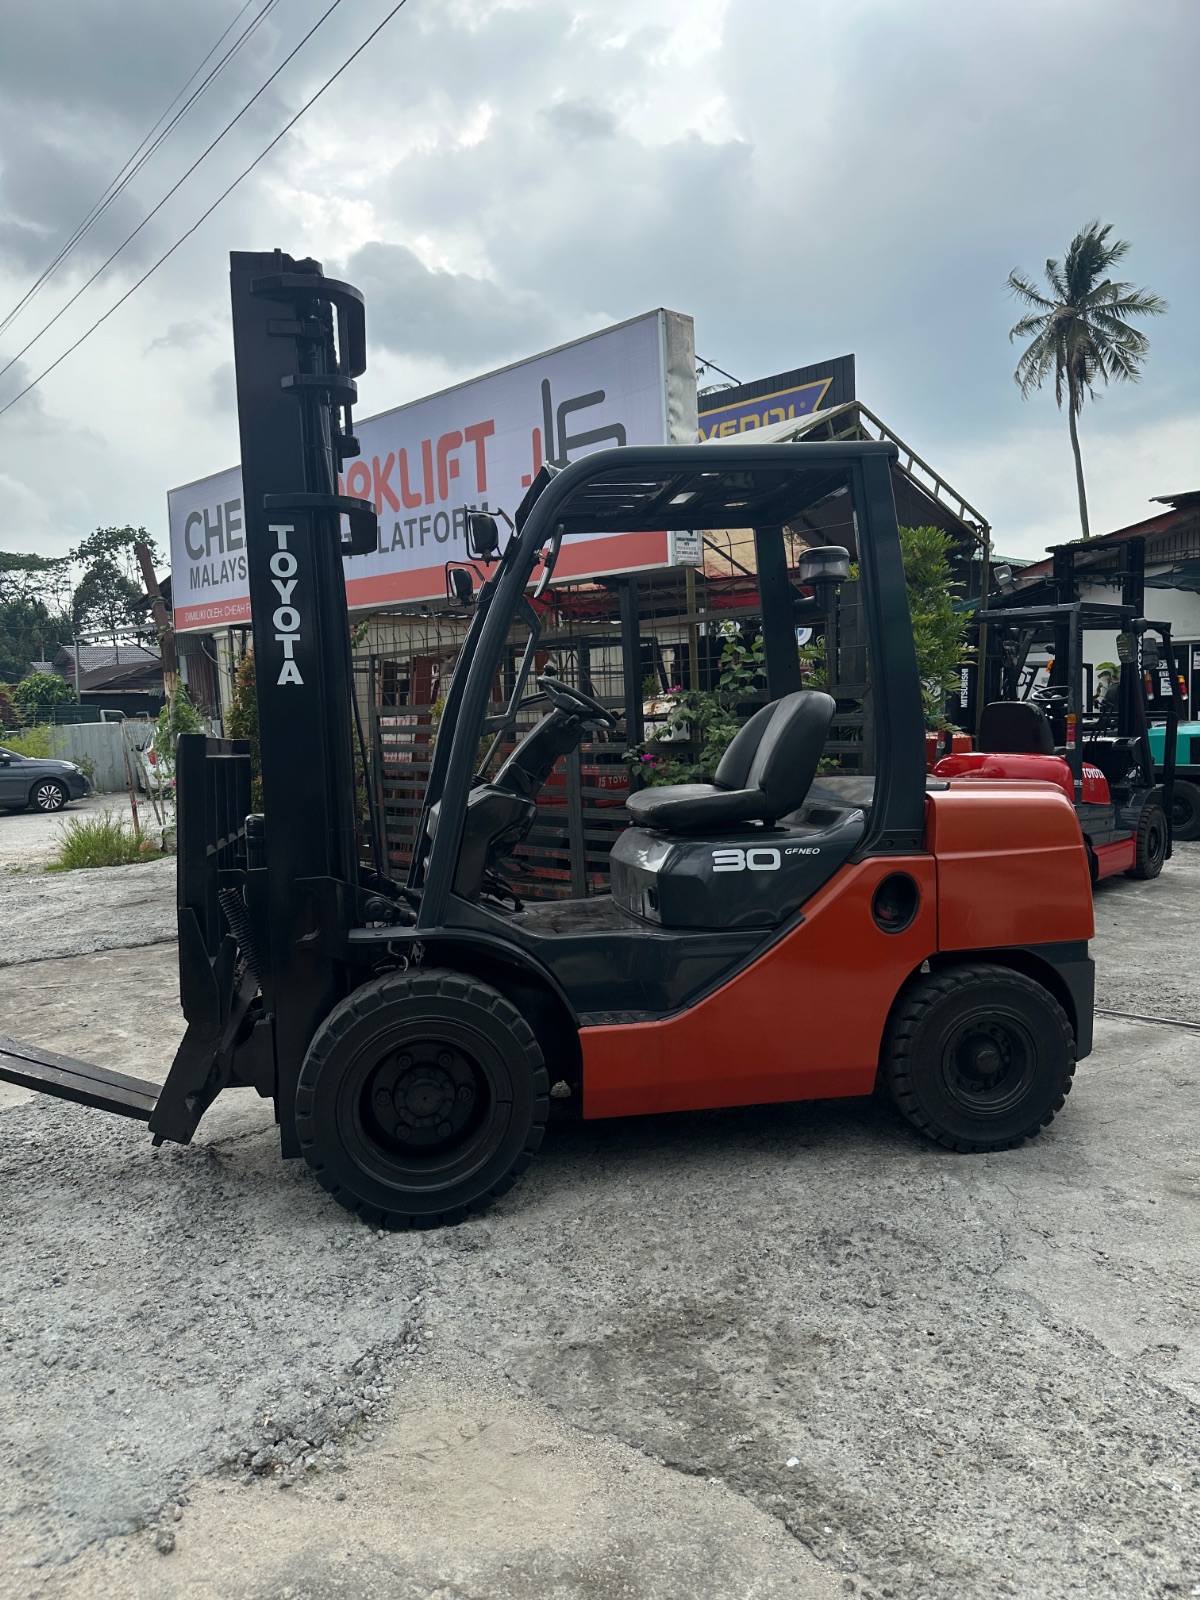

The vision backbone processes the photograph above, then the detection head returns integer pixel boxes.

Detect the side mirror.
[797,544,850,586]
[446,566,475,606]
[1141,636,1161,670]
[466,511,501,560]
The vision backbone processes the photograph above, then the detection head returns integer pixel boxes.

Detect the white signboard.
[169,309,696,631]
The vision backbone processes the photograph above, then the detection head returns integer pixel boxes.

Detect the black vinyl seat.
[626,691,836,832]
[977,700,1056,756]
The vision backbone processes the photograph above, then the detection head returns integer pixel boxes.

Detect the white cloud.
[0,0,1195,570]
[944,410,1200,561]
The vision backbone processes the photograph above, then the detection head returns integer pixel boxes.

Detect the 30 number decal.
[711,847,782,872]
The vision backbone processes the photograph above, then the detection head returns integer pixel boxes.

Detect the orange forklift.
[0,251,1096,1227]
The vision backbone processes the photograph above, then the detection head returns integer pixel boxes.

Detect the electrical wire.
[0,0,278,337]
[0,0,346,387]
[0,0,411,422]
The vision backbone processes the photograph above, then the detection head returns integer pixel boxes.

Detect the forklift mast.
[150,253,381,1155]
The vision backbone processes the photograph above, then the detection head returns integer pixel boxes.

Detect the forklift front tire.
[884,963,1075,1152]
[296,968,549,1229]
[1168,781,1200,843]
[1127,801,1167,880]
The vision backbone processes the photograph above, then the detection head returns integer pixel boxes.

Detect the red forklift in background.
[936,555,1183,885]
[0,250,1097,1229]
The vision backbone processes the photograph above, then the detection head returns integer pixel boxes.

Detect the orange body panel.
[581,856,938,1119]
[926,781,1094,950]
[580,781,1093,1121]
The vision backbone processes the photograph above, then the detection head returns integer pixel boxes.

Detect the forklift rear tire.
[1127,801,1167,879]
[1168,781,1200,843]
[884,963,1075,1152]
[296,968,549,1229]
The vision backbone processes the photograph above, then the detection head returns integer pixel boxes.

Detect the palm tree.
[1007,221,1166,538]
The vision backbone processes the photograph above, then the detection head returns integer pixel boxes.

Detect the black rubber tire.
[1127,800,1167,879]
[884,962,1075,1152]
[296,967,549,1229]
[29,779,67,813]
[1168,780,1200,843]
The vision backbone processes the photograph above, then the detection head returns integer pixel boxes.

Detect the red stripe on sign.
[174,598,252,631]
[175,532,674,627]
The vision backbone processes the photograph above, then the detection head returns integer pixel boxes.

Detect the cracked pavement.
[0,844,1197,1598]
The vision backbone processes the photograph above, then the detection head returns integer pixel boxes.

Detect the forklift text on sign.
[269,524,303,686]
[167,308,697,628]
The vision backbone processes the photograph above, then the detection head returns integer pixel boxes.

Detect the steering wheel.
[535,674,619,728]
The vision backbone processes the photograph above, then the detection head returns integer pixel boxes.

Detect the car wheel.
[30,780,68,813]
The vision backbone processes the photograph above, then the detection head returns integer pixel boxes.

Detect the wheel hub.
[365,1044,479,1150]
[942,1018,1032,1110]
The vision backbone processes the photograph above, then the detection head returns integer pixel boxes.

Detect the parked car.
[0,746,92,812]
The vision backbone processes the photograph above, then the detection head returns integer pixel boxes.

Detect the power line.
[0,0,278,337]
[0,0,345,386]
[0,0,413,422]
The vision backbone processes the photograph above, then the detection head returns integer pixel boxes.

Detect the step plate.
[0,1036,158,1121]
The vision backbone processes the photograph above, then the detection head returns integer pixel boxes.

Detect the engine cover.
[610,802,866,930]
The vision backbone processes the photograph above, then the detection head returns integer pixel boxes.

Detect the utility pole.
[135,541,178,699]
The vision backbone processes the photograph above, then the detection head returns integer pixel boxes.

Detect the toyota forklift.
[0,251,1096,1228]
[936,547,1184,884]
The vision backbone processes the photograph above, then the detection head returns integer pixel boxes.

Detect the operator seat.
[977,700,1056,756]
[626,690,836,832]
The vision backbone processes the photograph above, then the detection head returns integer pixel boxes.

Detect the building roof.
[1016,492,1200,582]
[51,642,161,689]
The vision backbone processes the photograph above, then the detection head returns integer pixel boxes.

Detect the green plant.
[2,723,60,760]
[47,814,152,872]
[1007,222,1166,540]
[626,632,765,786]
[899,526,970,728]
[153,684,204,760]
[13,672,76,718]
[226,652,263,811]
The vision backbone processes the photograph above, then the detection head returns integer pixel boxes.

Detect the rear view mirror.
[797,545,850,586]
[1140,635,1161,670]
[466,512,501,559]
[446,566,475,606]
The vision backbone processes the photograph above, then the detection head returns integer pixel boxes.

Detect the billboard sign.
[169,309,696,631]
[697,355,855,442]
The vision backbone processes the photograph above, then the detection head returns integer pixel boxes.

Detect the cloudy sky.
[0,0,1196,568]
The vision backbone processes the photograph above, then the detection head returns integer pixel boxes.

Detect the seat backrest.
[978,700,1055,756]
[715,690,836,819]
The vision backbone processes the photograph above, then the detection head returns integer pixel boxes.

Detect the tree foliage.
[1007,221,1166,539]
[899,525,969,727]
[0,552,73,680]
[13,671,77,716]
[70,525,160,643]
[227,649,263,810]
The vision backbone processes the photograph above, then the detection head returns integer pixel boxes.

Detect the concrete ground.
[0,845,1197,1599]
[0,791,136,872]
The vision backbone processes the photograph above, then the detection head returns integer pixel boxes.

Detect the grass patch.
[47,814,157,872]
